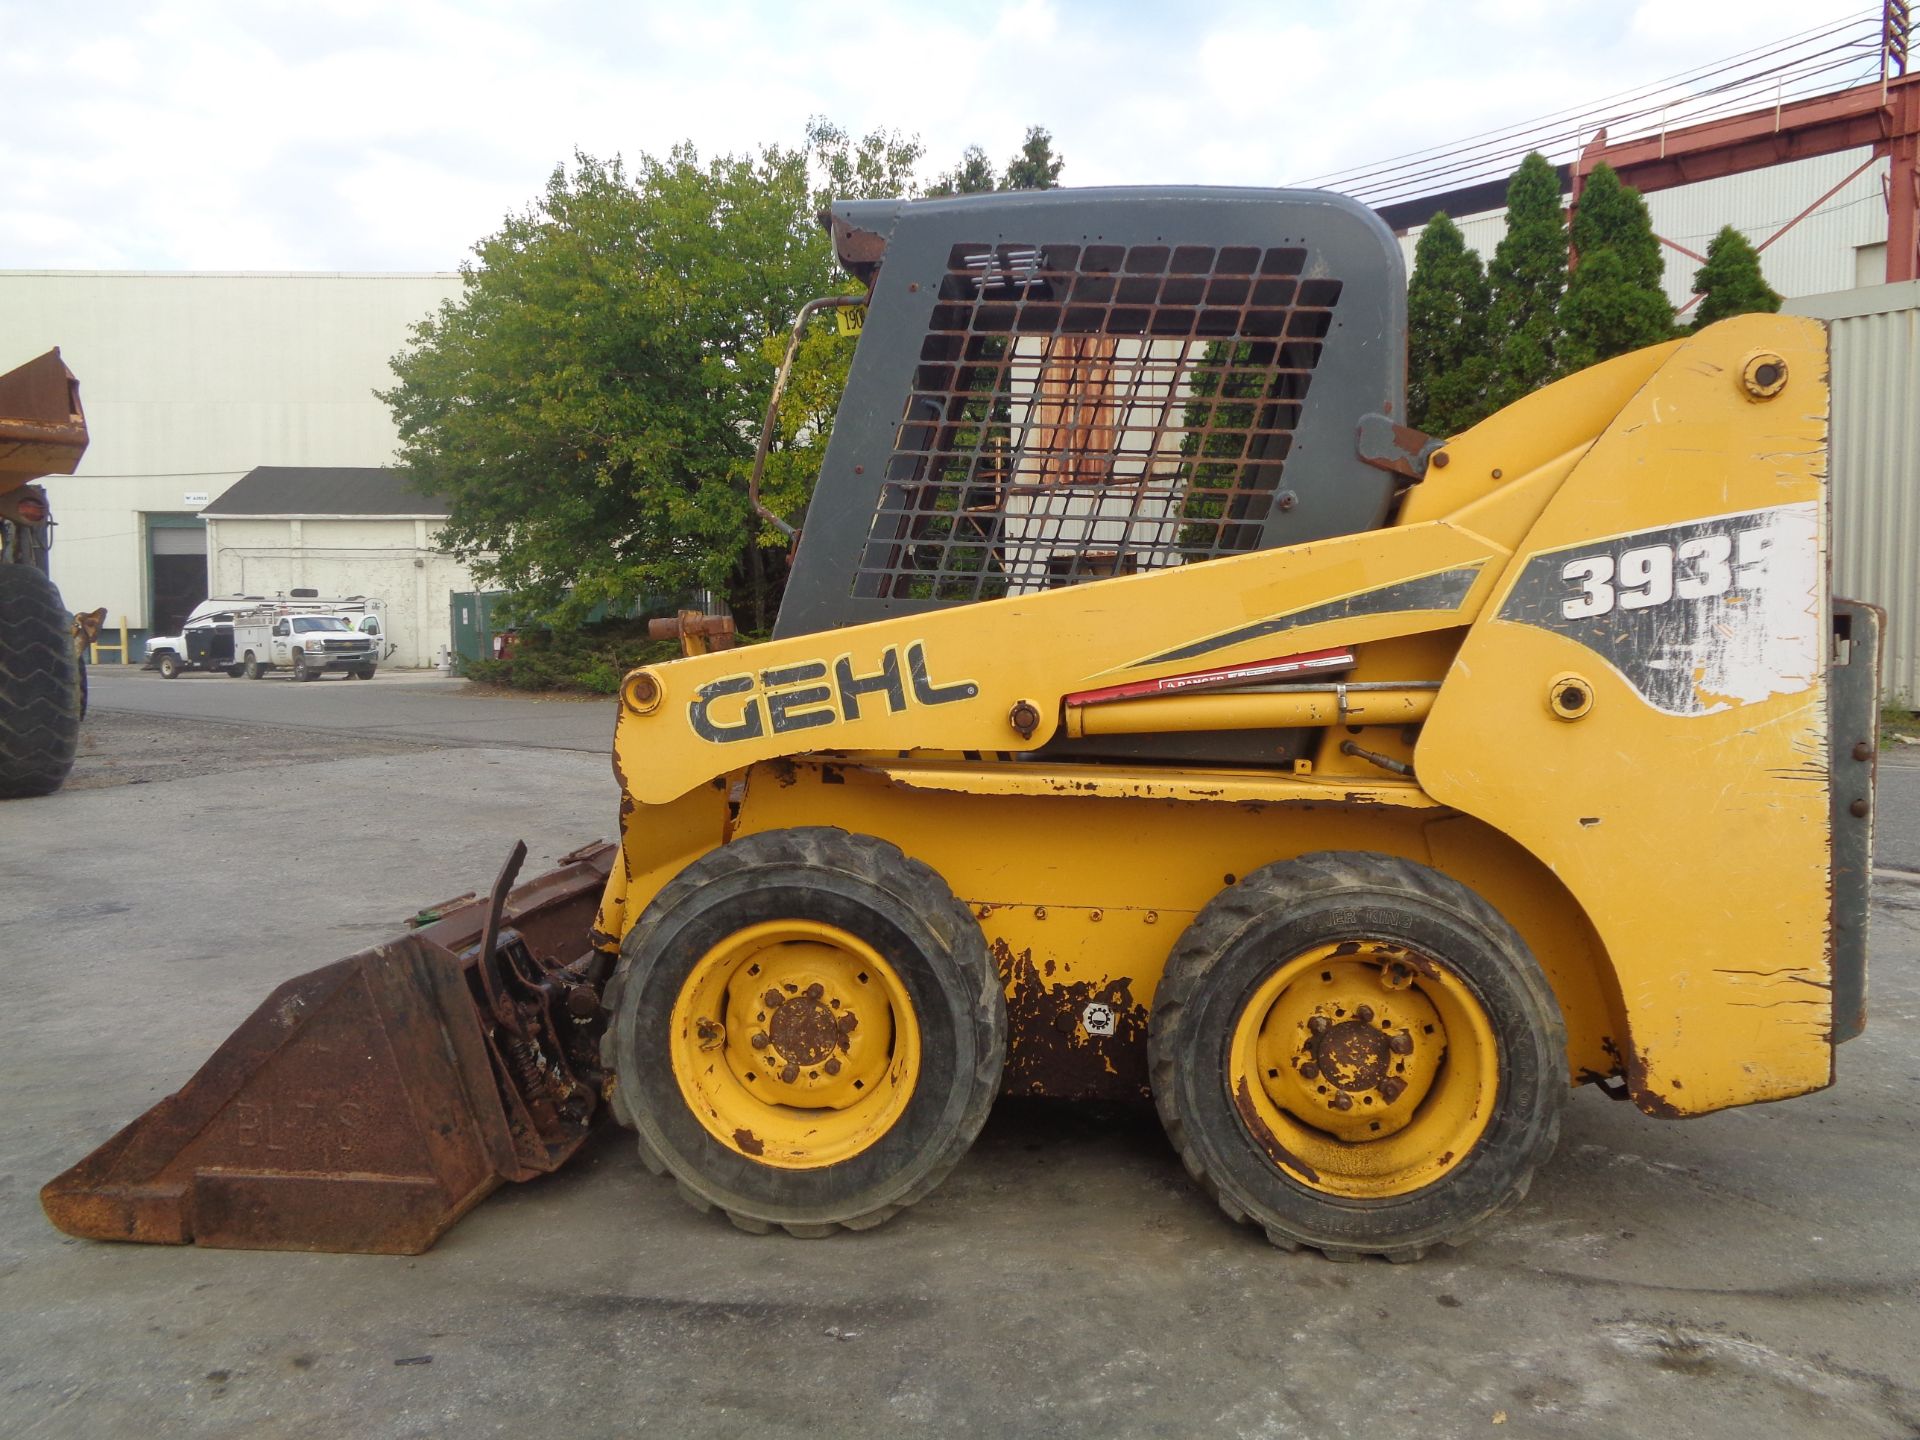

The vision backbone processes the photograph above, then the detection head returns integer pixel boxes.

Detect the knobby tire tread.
[1149,850,1565,1262]
[602,826,1004,1237]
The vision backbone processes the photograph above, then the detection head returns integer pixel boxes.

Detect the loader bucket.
[0,348,88,490]
[42,842,617,1254]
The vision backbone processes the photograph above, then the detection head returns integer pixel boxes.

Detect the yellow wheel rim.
[1227,940,1497,1199]
[669,920,920,1170]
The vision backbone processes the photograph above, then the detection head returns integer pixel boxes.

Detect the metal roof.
[202,465,446,517]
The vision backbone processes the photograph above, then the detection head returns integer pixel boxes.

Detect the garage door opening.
[148,514,207,637]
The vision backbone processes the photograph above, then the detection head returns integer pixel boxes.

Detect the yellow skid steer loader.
[43,188,1879,1262]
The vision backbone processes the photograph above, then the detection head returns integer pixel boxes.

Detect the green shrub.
[459,617,745,694]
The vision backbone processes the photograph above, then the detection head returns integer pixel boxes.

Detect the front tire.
[603,827,1005,1236]
[293,653,314,682]
[1149,851,1565,1261]
[0,565,81,799]
[352,665,376,680]
[155,651,181,679]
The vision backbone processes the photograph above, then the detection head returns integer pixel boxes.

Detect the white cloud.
[0,0,1874,270]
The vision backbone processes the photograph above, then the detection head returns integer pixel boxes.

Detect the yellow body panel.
[1419,314,1834,1112]
[602,314,1840,1120]
[726,759,1619,1100]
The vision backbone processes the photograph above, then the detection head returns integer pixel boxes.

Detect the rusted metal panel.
[0,348,87,489]
[42,843,615,1254]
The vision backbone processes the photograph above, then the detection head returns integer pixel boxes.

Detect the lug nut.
[1354,1005,1374,1024]
[750,1032,770,1050]
[780,1063,800,1084]
[1379,1076,1407,1103]
[805,983,824,1001]
[1298,1063,1320,1081]
[1330,1093,1353,1112]
[763,989,784,1010]
[1387,1031,1413,1055]
[1307,1015,1330,1036]
[836,1013,858,1034]
[824,1058,842,1076]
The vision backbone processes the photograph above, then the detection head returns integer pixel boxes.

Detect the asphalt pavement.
[2,679,1916,1438]
[86,666,618,753]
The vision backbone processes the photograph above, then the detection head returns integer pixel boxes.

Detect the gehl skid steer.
[43,187,1880,1262]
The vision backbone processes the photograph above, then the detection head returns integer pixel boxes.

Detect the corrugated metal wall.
[1786,282,1920,703]
[1397,148,1892,308]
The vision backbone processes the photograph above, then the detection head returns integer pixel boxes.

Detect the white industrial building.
[0,270,465,661]
[201,466,470,669]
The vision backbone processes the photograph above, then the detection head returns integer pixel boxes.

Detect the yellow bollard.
[89,615,130,666]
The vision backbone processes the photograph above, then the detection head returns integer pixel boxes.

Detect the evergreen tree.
[1690,225,1781,330]
[1406,213,1492,436]
[1560,162,1674,370]
[1484,151,1567,410]
[1003,126,1064,190]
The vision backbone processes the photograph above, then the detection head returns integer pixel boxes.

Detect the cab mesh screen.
[850,241,1341,602]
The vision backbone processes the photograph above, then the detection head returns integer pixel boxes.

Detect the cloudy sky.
[1,0,1878,272]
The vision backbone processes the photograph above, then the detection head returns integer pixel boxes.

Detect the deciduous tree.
[1003,126,1065,190]
[383,146,832,628]
[926,145,999,197]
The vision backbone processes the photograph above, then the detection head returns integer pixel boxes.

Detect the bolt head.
[1354,1004,1374,1024]
[1307,1014,1331,1036]
[1298,1063,1320,1081]
[1378,1076,1407,1103]
[1330,1093,1353,1112]
[750,1032,770,1049]
[824,1058,842,1076]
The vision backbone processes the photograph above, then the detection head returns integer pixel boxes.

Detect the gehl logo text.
[690,642,978,744]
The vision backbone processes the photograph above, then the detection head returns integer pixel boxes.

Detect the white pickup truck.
[232,609,379,681]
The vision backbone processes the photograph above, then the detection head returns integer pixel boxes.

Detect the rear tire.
[603,827,1005,1236]
[156,651,181,679]
[242,652,264,680]
[1149,851,1564,1261]
[226,664,245,678]
[0,565,81,799]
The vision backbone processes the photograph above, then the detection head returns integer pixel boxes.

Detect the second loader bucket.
[42,842,617,1254]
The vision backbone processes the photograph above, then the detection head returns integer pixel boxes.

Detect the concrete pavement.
[2,697,1916,1438]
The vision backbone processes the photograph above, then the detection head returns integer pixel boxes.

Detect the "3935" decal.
[1558,526,1774,620]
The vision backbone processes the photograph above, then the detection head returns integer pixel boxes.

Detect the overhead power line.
[1289,10,1887,207]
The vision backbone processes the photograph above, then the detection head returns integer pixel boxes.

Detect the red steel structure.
[1575,5,1916,286]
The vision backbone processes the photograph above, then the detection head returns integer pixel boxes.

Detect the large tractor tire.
[603,827,1005,1236]
[0,565,82,799]
[1149,851,1565,1262]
